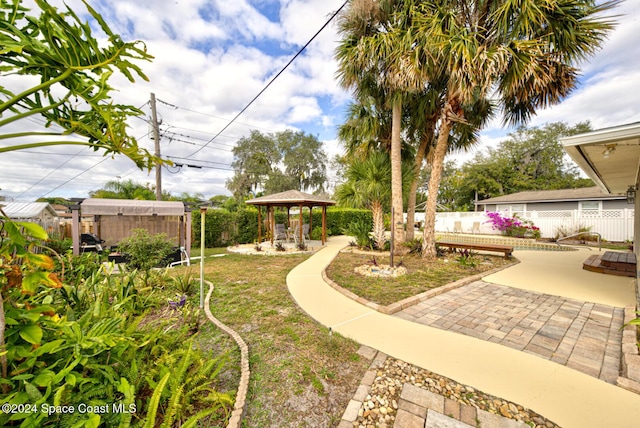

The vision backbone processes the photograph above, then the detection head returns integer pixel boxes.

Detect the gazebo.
[245,190,335,245]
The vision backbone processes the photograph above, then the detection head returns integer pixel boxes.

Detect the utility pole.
[150,92,162,200]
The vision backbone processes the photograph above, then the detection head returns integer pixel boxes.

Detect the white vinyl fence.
[413,209,635,242]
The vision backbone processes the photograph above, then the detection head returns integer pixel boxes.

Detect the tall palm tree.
[336,0,425,254]
[411,0,620,258]
[339,87,435,242]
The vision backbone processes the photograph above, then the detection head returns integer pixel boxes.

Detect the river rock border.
[337,346,559,428]
[203,280,250,428]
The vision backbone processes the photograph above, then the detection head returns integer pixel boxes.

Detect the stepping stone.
[425,410,473,428]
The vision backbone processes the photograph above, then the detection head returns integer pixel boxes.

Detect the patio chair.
[471,222,481,234]
[302,224,310,240]
[291,224,306,245]
[453,221,463,233]
[275,223,288,241]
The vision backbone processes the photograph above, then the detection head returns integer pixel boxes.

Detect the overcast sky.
[2,0,639,202]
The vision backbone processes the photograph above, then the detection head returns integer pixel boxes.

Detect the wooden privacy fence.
[428,209,635,242]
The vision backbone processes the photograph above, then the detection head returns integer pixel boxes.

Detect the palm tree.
[335,153,392,250]
[411,0,620,258]
[339,89,435,242]
[336,152,413,250]
[89,179,156,200]
[336,0,425,254]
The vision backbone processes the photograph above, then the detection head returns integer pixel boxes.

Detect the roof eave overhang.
[561,122,640,195]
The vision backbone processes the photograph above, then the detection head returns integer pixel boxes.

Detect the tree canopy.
[226,130,328,199]
[421,122,596,211]
[335,0,619,258]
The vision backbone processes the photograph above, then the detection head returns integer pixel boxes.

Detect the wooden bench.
[436,241,514,259]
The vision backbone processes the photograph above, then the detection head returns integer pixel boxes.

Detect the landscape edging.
[203,280,250,428]
[322,248,520,315]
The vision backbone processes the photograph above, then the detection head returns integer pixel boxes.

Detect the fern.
[144,372,170,428]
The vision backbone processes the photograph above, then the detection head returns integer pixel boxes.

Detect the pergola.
[245,190,335,245]
[70,198,191,256]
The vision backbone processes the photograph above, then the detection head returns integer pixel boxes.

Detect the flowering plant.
[485,211,540,239]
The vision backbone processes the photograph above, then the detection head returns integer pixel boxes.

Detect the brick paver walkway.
[394,281,624,383]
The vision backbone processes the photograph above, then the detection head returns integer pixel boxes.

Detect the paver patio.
[394,281,624,383]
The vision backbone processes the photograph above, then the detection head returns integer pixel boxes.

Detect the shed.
[246,190,335,245]
[71,199,192,256]
[0,202,60,233]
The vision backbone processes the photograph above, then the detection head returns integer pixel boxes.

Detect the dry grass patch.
[325,250,513,306]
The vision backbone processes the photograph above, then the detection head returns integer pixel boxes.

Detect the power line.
[157,99,279,134]
[15,147,89,199]
[161,135,233,152]
[160,126,237,145]
[185,0,349,158]
[34,131,152,199]
[38,157,111,198]
[164,155,233,171]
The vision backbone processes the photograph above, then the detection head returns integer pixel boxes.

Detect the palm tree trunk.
[405,127,433,241]
[422,109,453,259]
[391,98,405,254]
[371,200,386,250]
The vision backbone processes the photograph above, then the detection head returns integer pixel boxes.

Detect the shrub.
[485,212,540,238]
[456,249,478,268]
[403,238,422,254]
[310,226,324,241]
[343,217,373,249]
[117,229,176,283]
[45,232,72,255]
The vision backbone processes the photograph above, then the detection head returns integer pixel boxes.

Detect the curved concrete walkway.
[286,236,640,428]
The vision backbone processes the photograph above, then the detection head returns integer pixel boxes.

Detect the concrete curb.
[203,280,250,428]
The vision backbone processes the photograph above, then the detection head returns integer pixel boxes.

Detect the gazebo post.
[322,205,327,244]
[257,206,262,242]
[298,204,303,243]
[269,205,276,247]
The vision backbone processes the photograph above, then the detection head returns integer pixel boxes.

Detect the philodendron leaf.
[19,324,43,345]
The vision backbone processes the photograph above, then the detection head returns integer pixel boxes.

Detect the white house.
[475,187,628,213]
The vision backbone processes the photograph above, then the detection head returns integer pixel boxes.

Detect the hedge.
[192,207,372,248]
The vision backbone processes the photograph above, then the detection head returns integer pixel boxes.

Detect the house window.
[497,204,525,215]
[579,201,601,211]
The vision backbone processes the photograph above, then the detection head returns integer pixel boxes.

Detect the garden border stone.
[204,280,250,428]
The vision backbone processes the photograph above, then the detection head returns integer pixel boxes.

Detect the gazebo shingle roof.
[246,190,335,206]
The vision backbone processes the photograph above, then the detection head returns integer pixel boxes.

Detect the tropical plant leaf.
[144,372,170,428]
[19,324,43,345]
